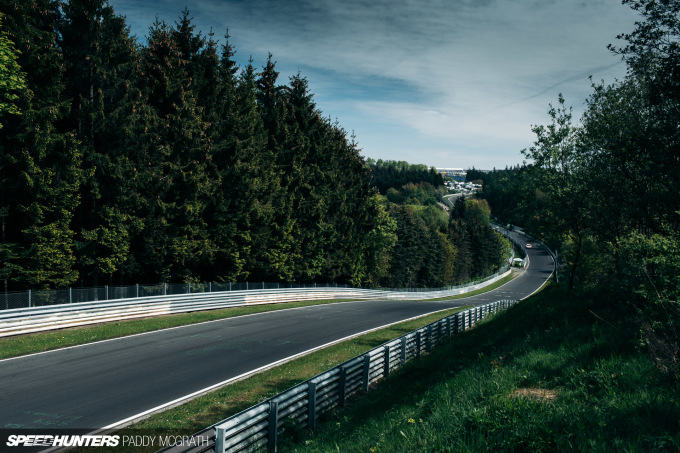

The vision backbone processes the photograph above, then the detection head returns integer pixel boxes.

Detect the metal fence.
[161,299,518,453]
[0,269,513,337]
[0,282,350,311]
[0,266,510,312]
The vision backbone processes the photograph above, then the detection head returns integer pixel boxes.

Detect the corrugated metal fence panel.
[205,300,518,453]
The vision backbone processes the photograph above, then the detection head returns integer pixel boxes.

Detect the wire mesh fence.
[0,282,353,311]
[0,263,511,312]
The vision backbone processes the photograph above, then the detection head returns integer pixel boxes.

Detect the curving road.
[0,233,553,431]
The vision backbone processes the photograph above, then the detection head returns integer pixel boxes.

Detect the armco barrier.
[0,270,511,337]
[159,299,518,453]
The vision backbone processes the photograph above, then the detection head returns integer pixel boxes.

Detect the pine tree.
[383,205,428,287]
[204,41,264,281]
[280,73,329,281]
[253,54,300,281]
[0,12,26,129]
[135,17,215,282]
[233,59,281,281]
[0,0,82,289]
[60,0,141,285]
[449,197,472,284]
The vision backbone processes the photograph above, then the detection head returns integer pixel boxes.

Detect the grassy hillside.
[284,285,680,452]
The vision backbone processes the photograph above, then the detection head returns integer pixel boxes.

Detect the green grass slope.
[285,285,680,452]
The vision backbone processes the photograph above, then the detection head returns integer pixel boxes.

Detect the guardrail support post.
[28,289,31,308]
[416,331,421,357]
[363,355,371,392]
[69,287,72,304]
[383,346,390,378]
[136,284,139,298]
[339,366,347,408]
[400,337,407,365]
[268,400,278,453]
[105,285,109,300]
[308,381,317,431]
[426,326,432,352]
[447,317,452,340]
[215,426,225,453]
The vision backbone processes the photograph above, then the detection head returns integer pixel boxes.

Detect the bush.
[617,231,680,377]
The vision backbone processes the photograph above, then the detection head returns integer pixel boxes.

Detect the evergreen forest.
[369,161,509,288]
[0,0,508,291]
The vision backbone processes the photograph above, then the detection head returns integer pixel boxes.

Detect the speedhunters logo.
[1,431,212,450]
[6,435,119,448]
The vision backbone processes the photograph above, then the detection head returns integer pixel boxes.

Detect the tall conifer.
[0,0,81,289]
[60,0,140,285]
[136,17,214,282]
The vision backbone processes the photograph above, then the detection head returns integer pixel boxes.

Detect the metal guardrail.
[0,270,511,312]
[0,282,350,311]
[0,270,512,337]
[0,288,362,338]
[161,299,517,453]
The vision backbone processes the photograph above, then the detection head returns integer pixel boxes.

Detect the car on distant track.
[525,243,532,249]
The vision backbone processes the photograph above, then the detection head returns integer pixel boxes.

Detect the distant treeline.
[0,1,507,291]
[367,159,444,194]
[366,167,510,288]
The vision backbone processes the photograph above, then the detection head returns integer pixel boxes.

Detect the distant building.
[437,168,466,180]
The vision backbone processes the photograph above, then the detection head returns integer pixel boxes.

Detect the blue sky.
[109,0,639,170]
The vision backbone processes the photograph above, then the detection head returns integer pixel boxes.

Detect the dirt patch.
[511,387,558,402]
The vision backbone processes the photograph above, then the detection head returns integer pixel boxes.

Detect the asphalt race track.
[0,232,553,431]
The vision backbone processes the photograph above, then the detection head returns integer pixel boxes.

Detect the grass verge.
[282,284,680,452]
[0,272,516,360]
